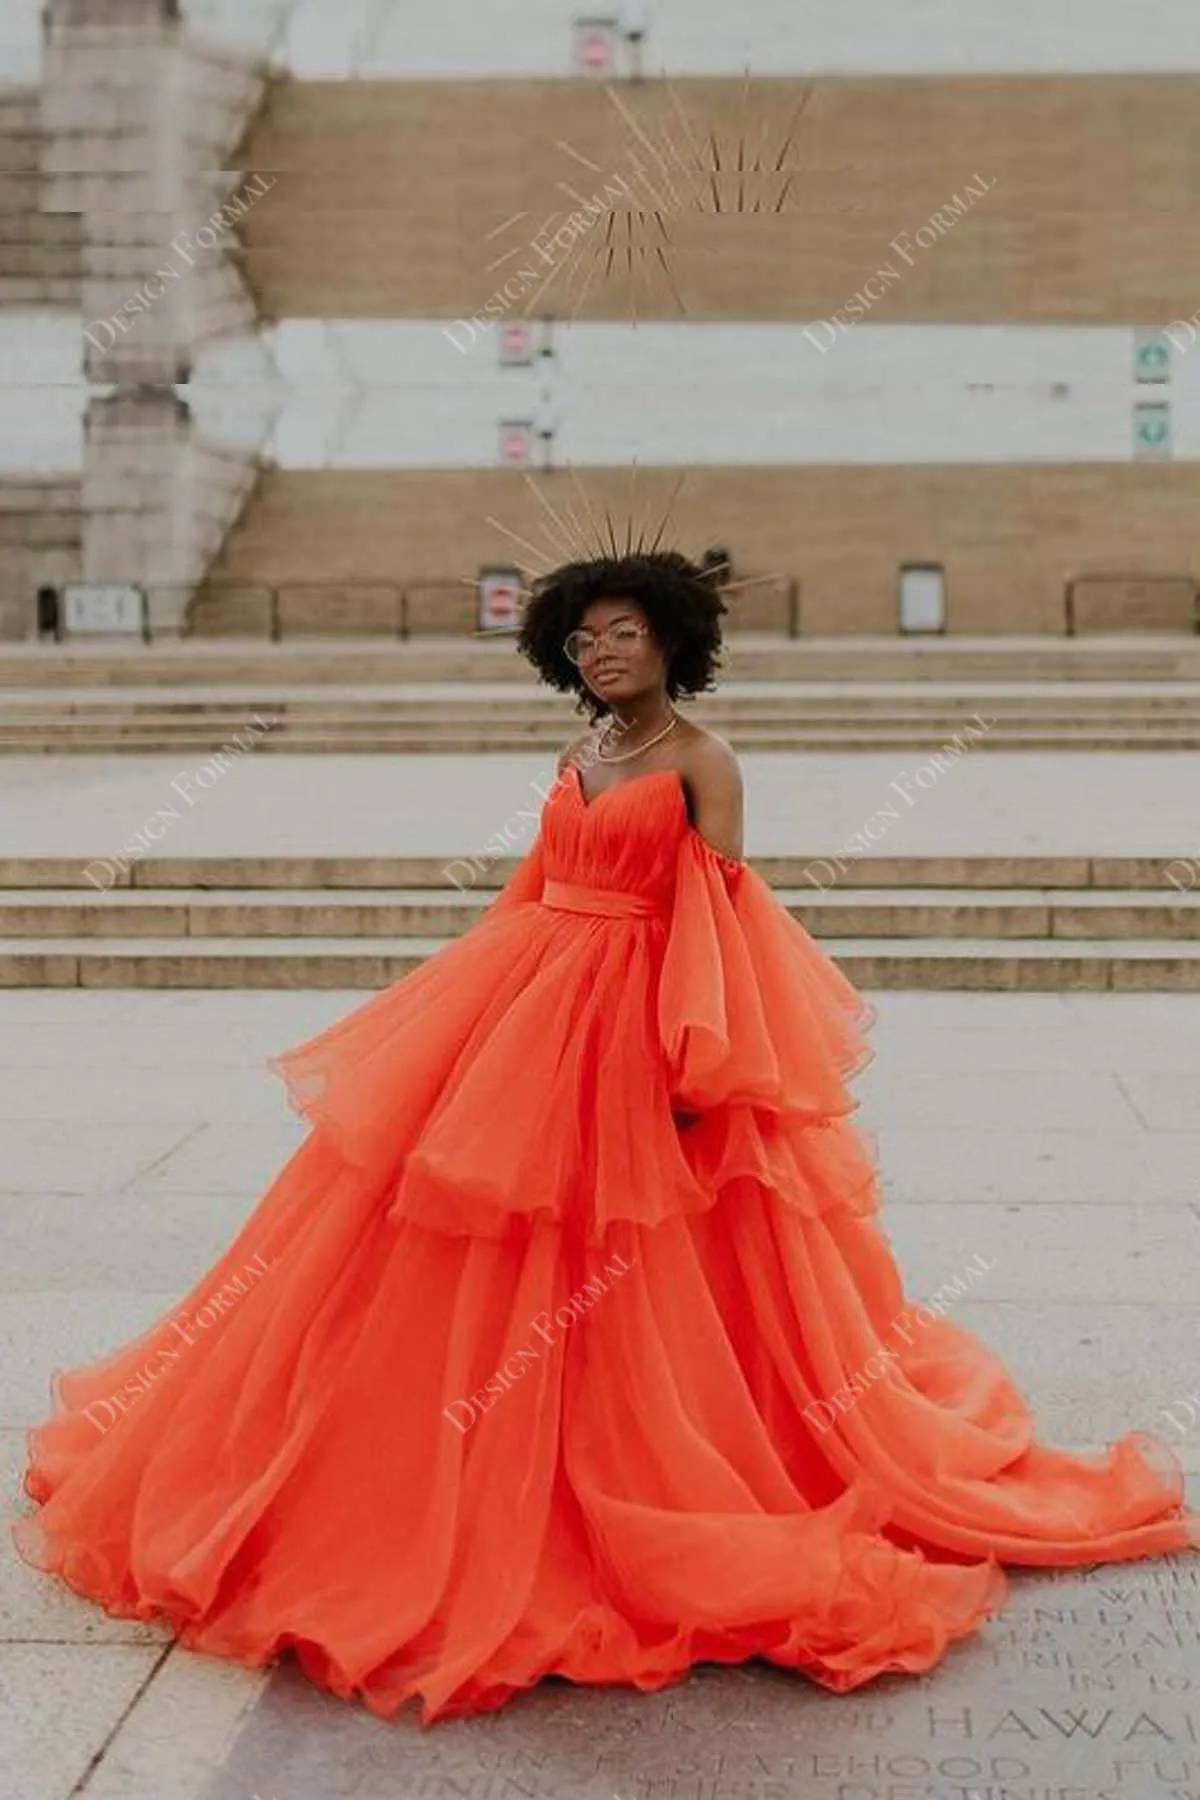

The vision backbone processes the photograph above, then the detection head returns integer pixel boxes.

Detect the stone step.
[4,680,1200,713]
[2,855,1189,892]
[0,173,44,211]
[6,705,1200,726]
[0,239,83,280]
[5,634,1200,687]
[0,97,41,134]
[4,935,1199,990]
[8,726,1200,752]
[0,275,81,307]
[0,482,80,513]
[1,886,1197,941]
[0,130,40,172]
[822,939,1200,991]
[0,210,83,246]
[5,699,1200,723]
[6,673,1200,756]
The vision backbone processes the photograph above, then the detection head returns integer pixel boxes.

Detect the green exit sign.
[1133,403,1171,457]
[1133,331,1173,384]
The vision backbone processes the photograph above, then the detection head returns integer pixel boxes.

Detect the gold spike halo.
[476,75,819,327]
[460,466,785,636]
[543,74,819,321]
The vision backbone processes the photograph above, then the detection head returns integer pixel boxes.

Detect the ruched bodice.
[541,764,697,906]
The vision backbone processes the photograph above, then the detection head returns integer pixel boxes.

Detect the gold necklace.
[595,709,679,764]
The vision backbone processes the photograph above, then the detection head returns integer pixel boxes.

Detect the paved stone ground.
[1,983,1198,1800]
[0,750,1198,859]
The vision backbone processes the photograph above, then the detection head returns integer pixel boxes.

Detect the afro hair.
[515,549,726,722]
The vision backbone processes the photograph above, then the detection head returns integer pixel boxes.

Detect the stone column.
[40,0,269,632]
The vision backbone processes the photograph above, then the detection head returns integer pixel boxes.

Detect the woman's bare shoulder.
[677,722,742,793]
[676,724,744,859]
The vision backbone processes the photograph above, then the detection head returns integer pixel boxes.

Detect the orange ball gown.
[13,763,1198,1723]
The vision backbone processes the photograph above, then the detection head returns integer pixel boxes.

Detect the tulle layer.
[14,1145,1194,1725]
[12,777,1198,1724]
[266,829,880,1243]
[660,827,876,1113]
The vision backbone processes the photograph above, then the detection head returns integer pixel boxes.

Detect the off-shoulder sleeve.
[657,828,876,1119]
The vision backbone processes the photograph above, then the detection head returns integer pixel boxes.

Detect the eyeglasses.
[563,622,649,665]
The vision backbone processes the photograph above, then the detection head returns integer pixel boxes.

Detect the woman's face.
[571,597,667,708]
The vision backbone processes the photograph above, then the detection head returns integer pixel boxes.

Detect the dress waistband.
[541,879,663,919]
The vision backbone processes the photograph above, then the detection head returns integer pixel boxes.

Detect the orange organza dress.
[13,765,1198,1723]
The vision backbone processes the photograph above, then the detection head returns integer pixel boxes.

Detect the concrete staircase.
[0,88,83,314]
[3,637,1200,750]
[4,633,1200,685]
[4,682,1200,752]
[2,854,1197,990]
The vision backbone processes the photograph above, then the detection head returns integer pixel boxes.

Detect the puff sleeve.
[657,829,876,1120]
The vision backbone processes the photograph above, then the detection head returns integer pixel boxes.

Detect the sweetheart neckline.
[568,763,685,814]
[566,764,745,871]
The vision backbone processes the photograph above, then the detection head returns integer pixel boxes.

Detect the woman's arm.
[681,731,744,862]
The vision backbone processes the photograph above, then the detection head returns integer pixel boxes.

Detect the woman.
[13,549,1197,1725]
